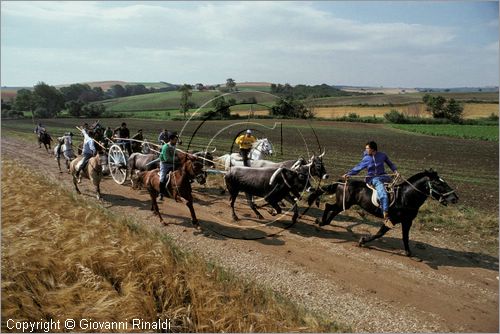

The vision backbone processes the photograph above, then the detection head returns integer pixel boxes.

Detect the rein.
[400,176,456,204]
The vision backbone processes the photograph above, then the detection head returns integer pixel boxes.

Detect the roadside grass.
[1,159,346,332]
[390,124,499,141]
[414,201,498,256]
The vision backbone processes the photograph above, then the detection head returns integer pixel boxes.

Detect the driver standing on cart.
[114,122,132,156]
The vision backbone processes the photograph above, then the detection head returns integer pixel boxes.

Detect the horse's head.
[255,138,273,155]
[193,150,215,168]
[424,169,458,206]
[308,149,329,180]
[185,159,207,185]
[141,142,151,154]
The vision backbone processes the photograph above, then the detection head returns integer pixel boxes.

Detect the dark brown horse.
[132,152,205,227]
[38,131,53,153]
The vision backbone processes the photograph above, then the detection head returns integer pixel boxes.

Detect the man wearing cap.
[159,133,180,198]
[235,129,257,167]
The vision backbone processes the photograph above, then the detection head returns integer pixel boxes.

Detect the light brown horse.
[69,154,103,200]
[132,152,205,227]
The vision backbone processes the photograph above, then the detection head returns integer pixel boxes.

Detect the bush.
[384,110,408,123]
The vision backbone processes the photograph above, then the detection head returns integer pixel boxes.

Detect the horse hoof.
[257,215,264,220]
[358,237,366,247]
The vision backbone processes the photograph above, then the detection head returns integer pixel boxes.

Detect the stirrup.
[384,218,395,229]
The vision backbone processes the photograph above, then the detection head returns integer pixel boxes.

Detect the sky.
[1,1,498,88]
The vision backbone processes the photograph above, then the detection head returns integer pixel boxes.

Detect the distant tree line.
[2,81,180,119]
[270,83,361,99]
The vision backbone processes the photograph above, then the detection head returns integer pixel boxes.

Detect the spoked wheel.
[108,144,127,184]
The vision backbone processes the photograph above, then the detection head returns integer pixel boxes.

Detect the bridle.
[403,177,456,204]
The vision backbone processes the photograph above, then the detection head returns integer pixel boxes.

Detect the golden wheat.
[1,159,342,332]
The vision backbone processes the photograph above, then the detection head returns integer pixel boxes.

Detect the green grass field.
[391,124,499,141]
[100,90,279,113]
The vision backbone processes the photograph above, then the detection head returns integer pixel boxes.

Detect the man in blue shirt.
[343,141,399,226]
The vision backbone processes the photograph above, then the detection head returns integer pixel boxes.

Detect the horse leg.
[56,158,62,173]
[95,183,102,200]
[150,193,164,224]
[317,202,343,226]
[72,174,81,195]
[185,198,199,227]
[230,191,239,221]
[246,193,264,219]
[401,220,413,257]
[359,225,391,247]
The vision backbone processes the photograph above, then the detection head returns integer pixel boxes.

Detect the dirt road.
[2,136,498,332]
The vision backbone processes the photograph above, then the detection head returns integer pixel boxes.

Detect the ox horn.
[319,148,325,158]
[269,167,283,185]
[210,147,217,153]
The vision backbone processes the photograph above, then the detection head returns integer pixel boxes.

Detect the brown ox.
[69,154,103,200]
[132,152,205,227]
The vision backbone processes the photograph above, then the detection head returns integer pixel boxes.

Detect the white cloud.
[1,1,496,87]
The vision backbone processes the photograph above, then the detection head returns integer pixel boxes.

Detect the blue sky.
[1,1,498,88]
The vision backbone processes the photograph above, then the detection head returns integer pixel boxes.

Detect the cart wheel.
[108,144,127,184]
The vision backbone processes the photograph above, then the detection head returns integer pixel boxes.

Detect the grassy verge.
[1,159,345,332]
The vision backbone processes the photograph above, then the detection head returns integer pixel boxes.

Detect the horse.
[128,148,215,187]
[307,169,458,257]
[54,136,76,173]
[77,142,110,176]
[214,138,273,170]
[69,154,104,200]
[131,152,205,226]
[127,152,159,188]
[38,131,53,153]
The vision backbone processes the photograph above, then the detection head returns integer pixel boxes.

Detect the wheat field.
[1,159,341,332]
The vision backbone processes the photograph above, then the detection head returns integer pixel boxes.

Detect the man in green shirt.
[159,134,180,197]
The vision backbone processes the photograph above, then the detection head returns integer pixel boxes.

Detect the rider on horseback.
[34,122,45,139]
[55,132,73,160]
[235,129,256,167]
[75,128,96,178]
[159,133,180,199]
[343,141,399,227]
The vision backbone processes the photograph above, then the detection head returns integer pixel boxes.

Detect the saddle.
[366,183,396,208]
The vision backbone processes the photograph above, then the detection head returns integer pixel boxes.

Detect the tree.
[60,83,92,102]
[33,82,65,118]
[211,95,231,119]
[82,103,106,117]
[444,99,463,123]
[108,84,127,98]
[66,100,84,117]
[226,78,236,92]
[423,94,446,118]
[178,84,193,119]
[270,98,312,119]
[13,89,38,114]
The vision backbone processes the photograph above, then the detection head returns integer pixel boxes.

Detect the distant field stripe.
[391,124,498,141]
